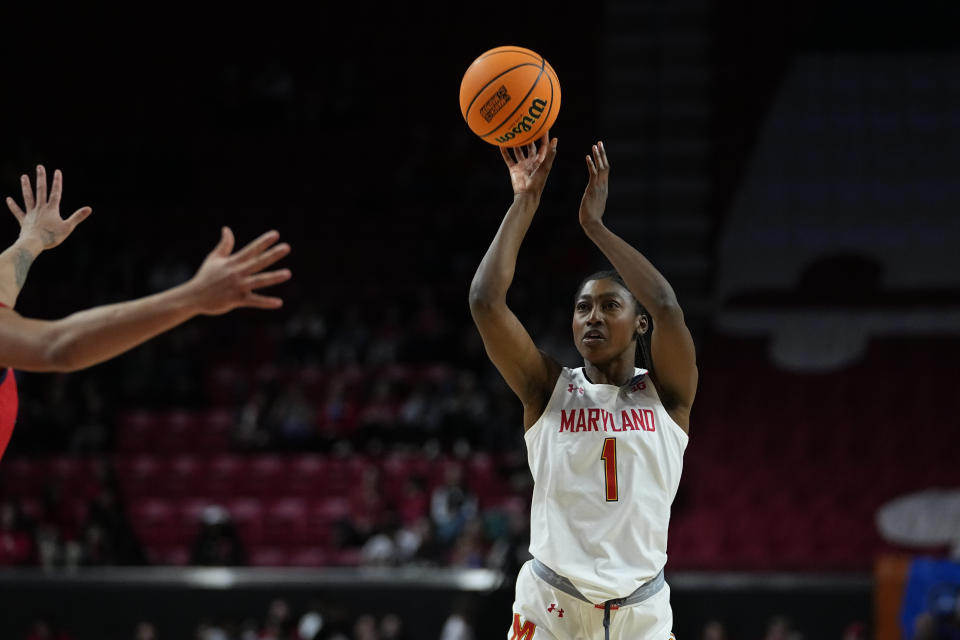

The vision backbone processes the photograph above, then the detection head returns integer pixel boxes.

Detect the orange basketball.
[459,45,561,147]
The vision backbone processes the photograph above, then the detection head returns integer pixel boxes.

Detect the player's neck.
[582,358,635,387]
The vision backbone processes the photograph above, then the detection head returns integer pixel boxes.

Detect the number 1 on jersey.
[601,437,618,502]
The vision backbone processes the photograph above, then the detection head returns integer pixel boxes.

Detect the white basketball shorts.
[506,560,676,640]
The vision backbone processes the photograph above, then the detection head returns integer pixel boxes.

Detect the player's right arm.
[469,132,562,429]
[0,226,291,372]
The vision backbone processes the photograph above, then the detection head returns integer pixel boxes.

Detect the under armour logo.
[567,384,584,395]
[547,603,564,618]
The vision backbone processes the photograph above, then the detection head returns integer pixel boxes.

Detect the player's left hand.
[6,165,92,252]
[578,141,609,229]
[186,227,292,315]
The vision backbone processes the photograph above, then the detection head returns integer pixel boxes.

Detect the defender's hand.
[185,227,292,315]
[6,165,92,253]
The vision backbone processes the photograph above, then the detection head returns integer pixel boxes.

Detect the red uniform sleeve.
[0,302,20,461]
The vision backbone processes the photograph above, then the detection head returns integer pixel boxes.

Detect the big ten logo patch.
[511,614,537,639]
[480,85,511,123]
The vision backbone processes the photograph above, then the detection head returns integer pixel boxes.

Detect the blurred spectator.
[762,615,794,640]
[350,466,388,527]
[378,614,407,640]
[438,605,474,640]
[448,517,487,568]
[395,516,443,567]
[397,475,429,526]
[316,380,358,447]
[0,498,34,565]
[296,601,325,640]
[267,381,316,450]
[79,486,146,566]
[397,381,444,445]
[75,522,114,566]
[355,380,399,452]
[238,618,260,640]
[353,614,379,640]
[484,500,531,578]
[913,588,960,640]
[194,620,229,640]
[701,619,728,640]
[360,527,397,567]
[189,505,246,566]
[34,519,65,569]
[260,598,293,640]
[841,622,866,640]
[23,618,73,640]
[311,602,353,640]
[439,371,489,450]
[38,479,80,547]
[133,622,158,640]
[430,463,478,545]
[339,466,396,556]
[234,389,272,450]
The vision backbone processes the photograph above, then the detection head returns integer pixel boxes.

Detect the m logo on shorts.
[511,613,536,639]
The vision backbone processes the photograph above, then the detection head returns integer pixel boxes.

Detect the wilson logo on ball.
[459,45,561,148]
[494,98,547,144]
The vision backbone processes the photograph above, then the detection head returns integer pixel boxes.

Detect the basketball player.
[0,165,292,460]
[469,133,697,640]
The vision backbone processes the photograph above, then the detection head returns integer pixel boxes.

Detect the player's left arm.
[0,226,290,372]
[1,165,92,307]
[578,141,697,428]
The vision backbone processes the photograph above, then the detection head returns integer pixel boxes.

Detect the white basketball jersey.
[525,366,688,604]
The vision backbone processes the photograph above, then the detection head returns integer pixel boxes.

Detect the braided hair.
[575,270,653,372]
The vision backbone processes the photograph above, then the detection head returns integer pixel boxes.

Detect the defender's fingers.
[20,175,35,211]
[65,206,93,230]
[242,293,284,309]
[6,197,25,222]
[245,269,292,291]
[211,226,235,258]
[240,243,291,275]
[233,229,280,261]
[49,169,63,206]
[35,166,47,206]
